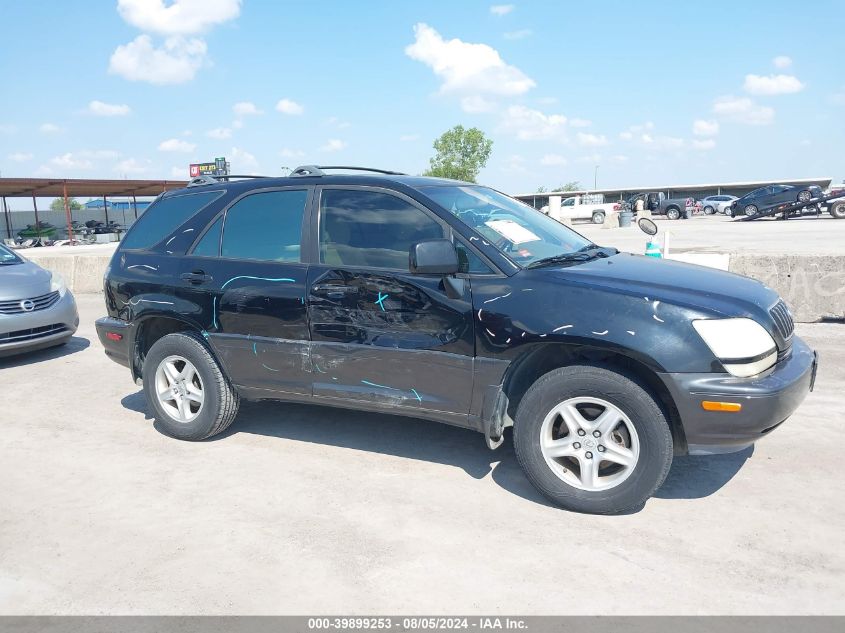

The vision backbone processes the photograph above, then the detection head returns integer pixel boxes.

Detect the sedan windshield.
[0,243,22,265]
[420,185,594,267]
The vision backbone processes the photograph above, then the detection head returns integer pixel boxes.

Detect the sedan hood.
[0,260,52,300]
[542,252,779,317]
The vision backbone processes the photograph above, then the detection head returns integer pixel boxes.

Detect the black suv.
[96,166,817,514]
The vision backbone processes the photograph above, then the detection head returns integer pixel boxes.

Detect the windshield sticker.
[484,219,540,244]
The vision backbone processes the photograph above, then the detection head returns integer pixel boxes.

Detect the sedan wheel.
[539,397,640,491]
[797,190,812,204]
[744,204,758,217]
[703,206,715,215]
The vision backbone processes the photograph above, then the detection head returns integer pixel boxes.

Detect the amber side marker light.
[701,401,742,412]
[106,332,123,341]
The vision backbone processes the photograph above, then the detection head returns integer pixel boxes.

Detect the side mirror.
[638,218,658,236]
[410,239,459,275]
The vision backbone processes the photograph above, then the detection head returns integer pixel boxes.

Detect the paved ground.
[1,295,844,615]
[576,212,845,255]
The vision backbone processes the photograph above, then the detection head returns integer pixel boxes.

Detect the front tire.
[513,365,673,514]
[744,204,758,217]
[797,190,812,204]
[143,331,240,440]
[703,205,715,215]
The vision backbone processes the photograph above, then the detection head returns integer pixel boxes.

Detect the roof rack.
[186,174,267,187]
[290,165,407,177]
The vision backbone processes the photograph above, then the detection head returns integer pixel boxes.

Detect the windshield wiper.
[526,246,617,269]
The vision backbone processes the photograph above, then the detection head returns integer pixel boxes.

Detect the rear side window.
[120,191,223,250]
[221,190,307,262]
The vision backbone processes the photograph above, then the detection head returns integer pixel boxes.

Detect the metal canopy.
[0,177,188,198]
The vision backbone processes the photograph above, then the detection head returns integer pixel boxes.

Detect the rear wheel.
[513,365,673,514]
[797,190,812,204]
[143,331,240,440]
[591,211,605,224]
[703,205,715,215]
[666,207,680,220]
[831,202,845,219]
[744,204,758,217]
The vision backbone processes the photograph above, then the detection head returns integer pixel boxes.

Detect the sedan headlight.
[692,318,777,378]
[50,271,68,298]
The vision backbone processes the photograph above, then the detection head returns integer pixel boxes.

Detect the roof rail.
[187,175,219,187]
[215,174,267,181]
[290,165,407,177]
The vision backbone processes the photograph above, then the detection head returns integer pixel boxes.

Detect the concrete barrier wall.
[24,250,845,323]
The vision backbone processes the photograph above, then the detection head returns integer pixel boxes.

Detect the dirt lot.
[1,295,843,615]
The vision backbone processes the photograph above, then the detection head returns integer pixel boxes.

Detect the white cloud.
[109,35,207,85]
[773,55,792,69]
[576,132,608,147]
[743,73,804,95]
[233,101,262,116]
[276,98,304,115]
[399,134,420,142]
[80,149,121,159]
[325,116,351,129]
[171,165,188,179]
[619,131,633,140]
[569,118,591,128]
[460,96,496,113]
[502,154,527,172]
[87,100,131,116]
[40,123,61,134]
[319,139,347,153]
[692,139,716,150]
[611,154,629,163]
[117,0,241,35]
[490,4,514,16]
[692,119,719,136]
[8,152,33,162]
[230,146,259,170]
[232,119,244,129]
[115,158,152,174]
[503,29,532,40]
[539,154,567,166]
[206,127,232,139]
[49,153,94,170]
[405,23,535,103]
[279,148,305,159]
[158,138,196,152]
[500,105,566,140]
[713,95,775,125]
[577,153,602,164]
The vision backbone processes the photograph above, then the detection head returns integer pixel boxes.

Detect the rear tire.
[797,190,811,204]
[831,202,845,219]
[666,207,680,220]
[513,365,673,514]
[143,331,240,441]
[591,211,605,224]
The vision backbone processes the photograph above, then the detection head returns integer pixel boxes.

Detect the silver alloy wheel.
[745,205,758,217]
[798,190,811,203]
[539,397,640,491]
[155,355,204,423]
[704,206,714,215]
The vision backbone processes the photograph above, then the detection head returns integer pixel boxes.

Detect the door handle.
[312,284,357,299]
[181,270,213,285]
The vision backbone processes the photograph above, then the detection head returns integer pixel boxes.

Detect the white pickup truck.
[541,194,621,224]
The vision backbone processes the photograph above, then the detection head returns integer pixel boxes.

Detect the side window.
[221,190,307,262]
[562,198,575,206]
[192,216,222,257]
[456,241,494,274]
[319,189,444,269]
[120,191,223,250]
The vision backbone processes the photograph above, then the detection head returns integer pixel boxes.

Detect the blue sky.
[1,0,843,197]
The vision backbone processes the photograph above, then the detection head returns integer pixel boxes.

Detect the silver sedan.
[0,243,79,357]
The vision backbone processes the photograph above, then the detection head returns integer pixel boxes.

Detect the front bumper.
[0,291,79,357]
[660,336,817,454]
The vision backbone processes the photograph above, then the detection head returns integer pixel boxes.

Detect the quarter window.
[319,189,444,269]
[121,191,222,250]
[192,216,222,257]
[221,190,307,262]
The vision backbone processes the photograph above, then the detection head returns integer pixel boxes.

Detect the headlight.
[692,318,777,378]
[50,271,68,298]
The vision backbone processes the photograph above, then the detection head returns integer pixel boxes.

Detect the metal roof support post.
[63,181,74,246]
[2,196,11,239]
[103,195,109,225]
[132,194,138,220]
[32,193,39,240]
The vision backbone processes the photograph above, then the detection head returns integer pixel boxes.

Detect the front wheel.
[797,190,812,204]
[666,207,680,220]
[513,365,673,514]
[744,204,758,217]
[703,205,715,215]
[143,331,240,440]
[591,211,605,224]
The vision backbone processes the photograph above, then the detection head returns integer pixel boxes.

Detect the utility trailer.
[736,190,845,221]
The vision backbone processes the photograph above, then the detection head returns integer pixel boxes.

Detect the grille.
[769,299,794,340]
[0,291,60,315]
[0,323,68,344]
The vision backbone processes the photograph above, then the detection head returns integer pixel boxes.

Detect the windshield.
[0,243,22,265]
[420,185,593,266]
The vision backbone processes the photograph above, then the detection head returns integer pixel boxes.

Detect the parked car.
[700,195,737,215]
[0,243,79,357]
[96,166,817,514]
[626,192,696,220]
[729,184,823,218]
[541,194,621,224]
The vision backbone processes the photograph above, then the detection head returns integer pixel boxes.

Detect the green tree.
[536,186,548,193]
[50,197,82,211]
[553,181,581,192]
[423,125,493,182]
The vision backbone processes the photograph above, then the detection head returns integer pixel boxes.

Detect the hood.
[0,260,52,300]
[537,252,778,318]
